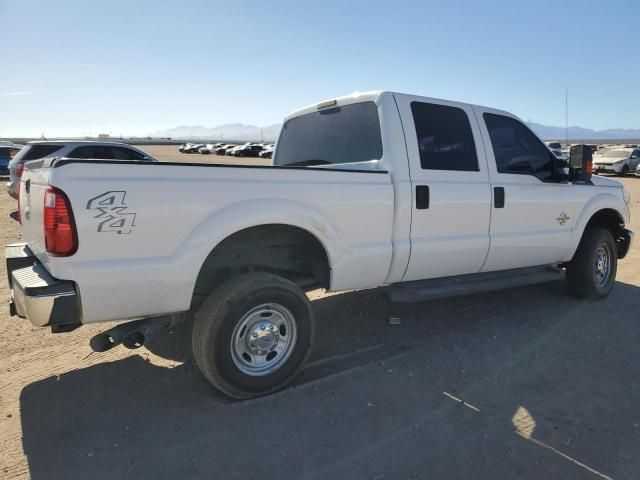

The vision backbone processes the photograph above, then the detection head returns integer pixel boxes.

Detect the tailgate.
[19,162,52,265]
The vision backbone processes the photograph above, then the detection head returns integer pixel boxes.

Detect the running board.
[388,266,564,303]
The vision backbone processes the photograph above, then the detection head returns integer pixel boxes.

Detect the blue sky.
[1,0,638,137]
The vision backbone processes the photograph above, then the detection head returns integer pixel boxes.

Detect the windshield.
[603,149,630,158]
[273,101,383,166]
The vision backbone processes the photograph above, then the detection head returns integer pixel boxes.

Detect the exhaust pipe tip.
[89,333,116,353]
[122,331,145,349]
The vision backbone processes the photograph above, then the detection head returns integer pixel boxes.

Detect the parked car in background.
[259,145,275,159]
[214,144,234,155]
[233,143,264,157]
[544,141,568,161]
[225,145,242,156]
[593,148,640,175]
[0,145,22,176]
[6,141,156,199]
[199,143,223,154]
[183,143,207,153]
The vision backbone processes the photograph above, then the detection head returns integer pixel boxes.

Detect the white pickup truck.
[6,91,634,398]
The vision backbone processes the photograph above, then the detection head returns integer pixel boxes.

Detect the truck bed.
[20,159,396,323]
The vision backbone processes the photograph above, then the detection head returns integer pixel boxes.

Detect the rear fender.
[179,197,344,296]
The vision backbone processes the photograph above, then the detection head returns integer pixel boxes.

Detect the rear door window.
[274,101,383,166]
[410,101,479,171]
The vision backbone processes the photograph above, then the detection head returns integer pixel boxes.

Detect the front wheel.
[566,227,617,299]
[621,165,630,175]
[192,272,314,399]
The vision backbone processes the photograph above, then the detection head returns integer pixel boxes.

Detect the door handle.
[494,187,505,208]
[416,185,429,209]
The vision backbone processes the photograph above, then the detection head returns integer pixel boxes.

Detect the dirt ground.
[1,157,640,479]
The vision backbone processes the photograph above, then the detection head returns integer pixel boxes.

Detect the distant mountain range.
[527,122,640,141]
[151,122,640,142]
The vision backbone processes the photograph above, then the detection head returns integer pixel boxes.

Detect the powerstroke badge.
[86,191,136,234]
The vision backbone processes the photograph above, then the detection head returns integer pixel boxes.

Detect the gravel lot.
[1,154,640,479]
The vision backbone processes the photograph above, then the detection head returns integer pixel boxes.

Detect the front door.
[394,95,492,282]
[475,107,575,272]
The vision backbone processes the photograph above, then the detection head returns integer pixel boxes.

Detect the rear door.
[395,95,492,281]
[475,108,575,271]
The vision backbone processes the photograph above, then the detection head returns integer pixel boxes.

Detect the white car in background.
[593,147,640,175]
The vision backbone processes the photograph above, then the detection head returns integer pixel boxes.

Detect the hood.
[590,175,622,188]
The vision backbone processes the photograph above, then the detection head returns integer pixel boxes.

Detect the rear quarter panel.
[45,162,395,323]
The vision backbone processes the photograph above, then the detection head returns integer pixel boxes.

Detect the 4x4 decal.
[86,191,136,234]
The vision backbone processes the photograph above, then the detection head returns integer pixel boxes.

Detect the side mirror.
[569,145,592,182]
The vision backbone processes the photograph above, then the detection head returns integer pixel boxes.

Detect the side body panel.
[22,162,395,323]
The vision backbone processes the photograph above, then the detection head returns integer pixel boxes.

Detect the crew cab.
[6,91,634,399]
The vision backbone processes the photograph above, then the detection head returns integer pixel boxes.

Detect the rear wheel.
[566,227,617,299]
[192,272,314,399]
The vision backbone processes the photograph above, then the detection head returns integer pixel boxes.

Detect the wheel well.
[584,208,627,257]
[191,224,330,309]
[585,209,624,235]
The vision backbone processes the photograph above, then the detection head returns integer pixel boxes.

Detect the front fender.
[564,191,628,261]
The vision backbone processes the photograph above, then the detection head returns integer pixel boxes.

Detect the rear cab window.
[273,101,383,167]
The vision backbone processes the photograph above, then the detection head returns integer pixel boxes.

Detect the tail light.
[44,187,78,256]
[16,163,24,178]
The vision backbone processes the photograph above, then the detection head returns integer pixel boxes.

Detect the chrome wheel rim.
[594,243,612,287]
[230,303,297,376]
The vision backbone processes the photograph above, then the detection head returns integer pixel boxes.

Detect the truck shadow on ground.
[19,281,640,479]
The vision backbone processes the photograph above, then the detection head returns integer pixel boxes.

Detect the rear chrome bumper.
[6,243,81,329]
[617,229,634,260]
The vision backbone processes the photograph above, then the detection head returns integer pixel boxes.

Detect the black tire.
[566,227,617,299]
[621,165,629,175]
[192,272,314,399]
